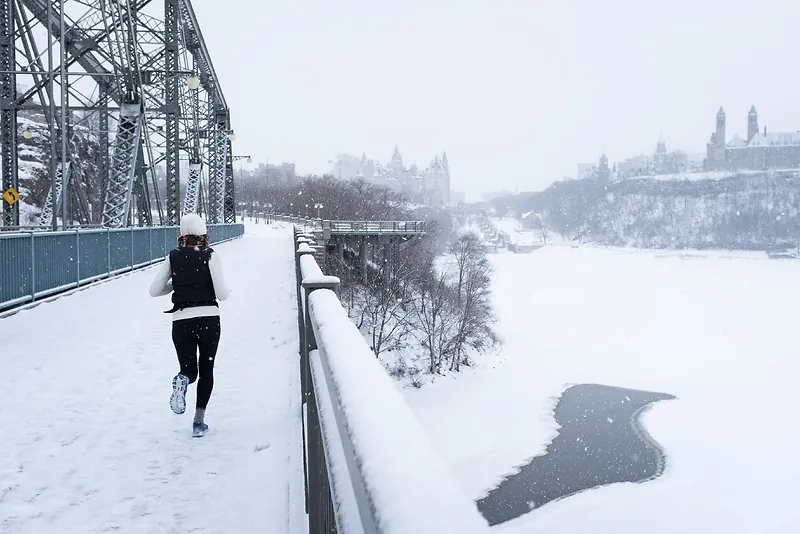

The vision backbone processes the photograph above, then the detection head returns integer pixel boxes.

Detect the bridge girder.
[0,0,235,229]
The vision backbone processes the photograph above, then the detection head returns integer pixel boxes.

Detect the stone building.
[704,106,800,171]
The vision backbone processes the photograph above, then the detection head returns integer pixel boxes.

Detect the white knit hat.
[180,213,207,236]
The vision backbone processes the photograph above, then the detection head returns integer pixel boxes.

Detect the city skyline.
[194,0,800,200]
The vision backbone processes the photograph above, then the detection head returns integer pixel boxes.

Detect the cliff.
[16,110,104,225]
[495,171,800,250]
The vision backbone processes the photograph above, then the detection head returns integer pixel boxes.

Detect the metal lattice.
[0,0,18,226]
[102,103,143,228]
[223,135,235,223]
[0,0,235,229]
[164,0,180,225]
[207,118,227,224]
[183,162,201,214]
[39,162,69,228]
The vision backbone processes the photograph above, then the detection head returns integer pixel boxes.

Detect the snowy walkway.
[1,223,302,534]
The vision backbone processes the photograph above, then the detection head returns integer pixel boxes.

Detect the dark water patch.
[476,383,675,526]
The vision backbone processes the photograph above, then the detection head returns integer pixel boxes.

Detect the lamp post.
[314,203,323,219]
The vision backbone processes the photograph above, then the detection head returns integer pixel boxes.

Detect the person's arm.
[149,258,173,297]
[209,251,231,301]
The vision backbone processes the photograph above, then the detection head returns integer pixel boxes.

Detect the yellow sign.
[2,187,21,205]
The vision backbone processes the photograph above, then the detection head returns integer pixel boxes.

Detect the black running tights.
[171,316,221,409]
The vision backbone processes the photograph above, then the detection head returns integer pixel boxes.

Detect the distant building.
[576,162,596,179]
[330,154,362,179]
[614,133,694,179]
[330,146,451,207]
[616,154,650,177]
[251,161,296,184]
[597,153,610,181]
[274,162,296,181]
[704,106,800,171]
[581,153,611,181]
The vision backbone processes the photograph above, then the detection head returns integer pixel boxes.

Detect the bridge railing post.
[294,228,324,515]
[301,275,340,534]
[295,238,317,400]
[301,277,339,380]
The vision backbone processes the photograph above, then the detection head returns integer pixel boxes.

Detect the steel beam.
[1,0,18,226]
[179,0,226,113]
[134,143,151,226]
[16,0,114,100]
[7,0,236,230]
[164,0,180,225]
[102,103,143,228]
[98,85,110,222]
[40,163,69,227]
[207,121,226,223]
[183,161,201,214]
[223,134,235,223]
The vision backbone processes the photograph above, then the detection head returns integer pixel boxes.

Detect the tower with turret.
[715,107,726,148]
[422,153,451,207]
[597,153,610,181]
[655,131,667,156]
[747,106,759,143]
[387,145,405,175]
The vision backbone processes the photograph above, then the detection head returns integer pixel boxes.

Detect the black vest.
[166,246,218,313]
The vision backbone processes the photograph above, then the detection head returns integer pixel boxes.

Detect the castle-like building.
[331,146,451,207]
[704,106,800,171]
[580,134,705,181]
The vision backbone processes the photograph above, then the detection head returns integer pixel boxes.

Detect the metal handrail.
[0,223,244,311]
[293,228,490,533]
[266,214,427,234]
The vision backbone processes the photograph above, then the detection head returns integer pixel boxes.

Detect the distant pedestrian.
[149,213,231,437]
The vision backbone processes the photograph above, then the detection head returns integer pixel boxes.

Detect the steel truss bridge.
[0,0,237,230]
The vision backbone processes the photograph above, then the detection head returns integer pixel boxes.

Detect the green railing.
[0,223,244,310]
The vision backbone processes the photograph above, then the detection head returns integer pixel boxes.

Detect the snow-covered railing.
[275,214,322,230]
[264,214,428,236]
[0,224,244,311]
[326,220,427,235]
[293,229,490,534]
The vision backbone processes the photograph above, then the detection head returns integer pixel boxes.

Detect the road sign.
[2,187,21,206]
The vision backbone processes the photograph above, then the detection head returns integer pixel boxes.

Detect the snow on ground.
[490,217,542,246]
[406,245,800,533]
[0,223,303,534]
[631,168,797,182]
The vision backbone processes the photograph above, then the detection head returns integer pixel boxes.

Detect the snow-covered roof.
[747,132,800,147]
[390,145,403,163]
[726,134,748,148]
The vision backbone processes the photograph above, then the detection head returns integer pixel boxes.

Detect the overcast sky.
[193,0,800,200]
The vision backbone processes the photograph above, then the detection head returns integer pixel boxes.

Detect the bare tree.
[410,256,460,374]
[362,283,410,356]
[448,233,498,370]
[253,175,409,221]
[359,239,428,357]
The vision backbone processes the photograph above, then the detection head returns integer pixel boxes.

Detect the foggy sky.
[193,0,800,200]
